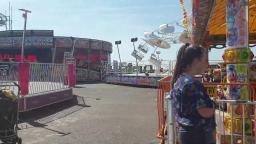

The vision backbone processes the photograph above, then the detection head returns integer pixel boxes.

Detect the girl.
[171,43,216,144]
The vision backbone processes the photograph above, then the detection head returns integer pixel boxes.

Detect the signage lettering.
[0,54,37,62]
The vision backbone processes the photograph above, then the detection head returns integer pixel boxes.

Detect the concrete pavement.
[17,83,158,144]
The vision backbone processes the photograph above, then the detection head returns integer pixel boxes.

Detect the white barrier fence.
[108,60,172,75]
[29,63,69,95]
[0,62,72,96]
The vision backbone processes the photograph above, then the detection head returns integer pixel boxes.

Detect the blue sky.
[0,0,225,62]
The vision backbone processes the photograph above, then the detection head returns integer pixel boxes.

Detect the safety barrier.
[165,99,256,144]
[0,63,19,94]
[0,62,19,81]
[28,63,69,95]
[157,76,171,144]
[215,100,256,144]
[0,62,75,96]
[157,81,256,144]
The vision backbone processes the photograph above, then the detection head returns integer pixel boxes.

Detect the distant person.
[145,72,149,77]
[160,67,163,73]
[170,43,216,144]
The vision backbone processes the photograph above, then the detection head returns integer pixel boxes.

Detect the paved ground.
[16,83,158,144]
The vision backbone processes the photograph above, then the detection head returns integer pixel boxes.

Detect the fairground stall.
[157,0,256,144]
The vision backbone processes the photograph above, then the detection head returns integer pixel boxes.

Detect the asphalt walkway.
[17,83,158,144]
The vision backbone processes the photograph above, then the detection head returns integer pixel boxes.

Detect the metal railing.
[158,80,256,144]
[107,60,172,75]
[28,63,69,95]
[0,62,71,96]
[165,99,256,144]
[215,100,256,144]
[0,62,19,82]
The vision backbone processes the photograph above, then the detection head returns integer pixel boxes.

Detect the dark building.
[0,30,112,81]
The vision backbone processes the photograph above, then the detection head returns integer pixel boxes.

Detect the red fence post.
[18,62,30,96]
[68,64,76,87]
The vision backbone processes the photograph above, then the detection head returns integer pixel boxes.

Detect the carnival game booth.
[157,0,256,144]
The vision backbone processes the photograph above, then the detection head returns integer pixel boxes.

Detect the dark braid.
[171,43,189,87]
[171,43,205,88]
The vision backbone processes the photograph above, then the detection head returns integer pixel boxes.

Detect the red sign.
[0,54,37,62]
[75,54,108,62]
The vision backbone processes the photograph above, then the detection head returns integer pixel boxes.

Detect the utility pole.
[19,9,31,62]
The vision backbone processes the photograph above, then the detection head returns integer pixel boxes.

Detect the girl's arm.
[197,105,215,118]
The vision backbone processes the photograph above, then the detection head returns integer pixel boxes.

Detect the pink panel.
[19,63,30,96]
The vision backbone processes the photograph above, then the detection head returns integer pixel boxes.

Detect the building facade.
[0,30,112,81]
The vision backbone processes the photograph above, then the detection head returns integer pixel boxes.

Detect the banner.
[0,54,37,62]
[0,30,53,37]
[0,36,53,48]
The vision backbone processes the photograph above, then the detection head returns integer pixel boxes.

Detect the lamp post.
[71,37,77,57]
[115,40,122,73]
[19,9,31,62]
[52,38,56,63]
[131,37,138,77]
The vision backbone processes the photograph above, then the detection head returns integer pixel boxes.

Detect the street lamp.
[71,37,77,57]
[131,37,138,77]
[52,38,56,63]
[19,8,31,62]
[115,40,122,73]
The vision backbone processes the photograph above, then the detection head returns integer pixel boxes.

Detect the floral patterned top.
[170,73,215,128]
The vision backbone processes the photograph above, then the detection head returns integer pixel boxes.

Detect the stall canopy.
[195,0,256,47]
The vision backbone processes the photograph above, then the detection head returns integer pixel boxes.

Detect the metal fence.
[0,62,19,82]
[108,60,172,75]
[28,63,69,95]
[214,100,256,144]
[0,62,70,96]
[157,79,256,144]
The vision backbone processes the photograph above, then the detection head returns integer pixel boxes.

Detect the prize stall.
[157,0,256,144]
[187,0,256,143]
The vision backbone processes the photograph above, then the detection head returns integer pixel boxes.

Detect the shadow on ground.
[18,95,89,136]
[76,81,103,85]
[106,83,157,89]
